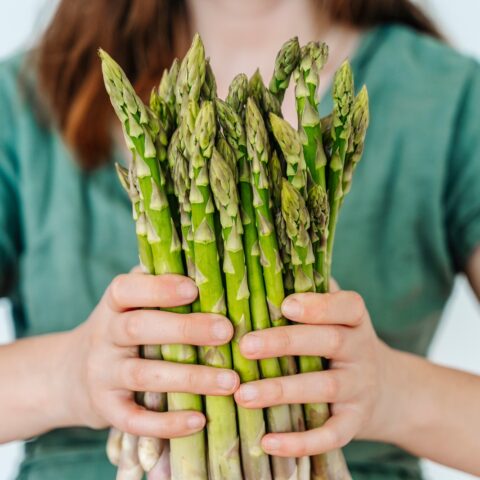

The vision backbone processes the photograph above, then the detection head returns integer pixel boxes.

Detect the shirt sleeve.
[445,61,480,271]
[0,69,22,297]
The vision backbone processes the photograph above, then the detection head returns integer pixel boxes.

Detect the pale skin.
[1,0,480,477]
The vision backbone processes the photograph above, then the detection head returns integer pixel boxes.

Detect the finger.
[235,370,356,408]
[113,310,233,347]
[110,397,206,438]
[281,291,366,327]
[118,358,240,395]
[105,273,198,312]
[240,325,350,360]
[261,412,359,457]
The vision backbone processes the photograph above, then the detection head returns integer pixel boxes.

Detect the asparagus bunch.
[100,33,368,480]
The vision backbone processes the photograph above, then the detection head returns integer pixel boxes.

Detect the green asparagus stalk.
[189,101,242,479]
[216,134,238,182]
[326,61,354,290]
[210,149,272,480]
[158,58,179,126]
[342,86,369,197]
[116,163,166,472]
[269,37,301,103]
[202,58,217,101]
[267,151,294,293]
[100,49,207,480]
[216,98,298,480]
[150,88,174,138]
[226,73,249,116]
[307,183,330,293]
[175,34,206,117]
[169,133,202,317]
[246,99,308,440]
[281,181,335,480]
[249,69,282,121]
[269,113,308,198]
[294,43,328,190]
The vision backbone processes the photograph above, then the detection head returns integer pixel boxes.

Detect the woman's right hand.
[62,272,238,438]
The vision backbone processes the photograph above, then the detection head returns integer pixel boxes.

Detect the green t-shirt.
[1,24,480,480]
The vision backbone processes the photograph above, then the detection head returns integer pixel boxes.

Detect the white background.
[1,1,479,479]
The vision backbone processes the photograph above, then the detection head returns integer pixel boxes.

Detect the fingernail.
[263,437,281,451]
[187,415,204,429]
[239,385,258,401]
[282,298,303,319]
[211,320,231,341]
[217,372,237,390]
[176,280,197,300]
[242,334,263,355]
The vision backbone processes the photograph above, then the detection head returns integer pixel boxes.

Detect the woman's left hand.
[234,289,393,457]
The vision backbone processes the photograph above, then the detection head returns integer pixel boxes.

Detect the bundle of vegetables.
[100,32,369,480]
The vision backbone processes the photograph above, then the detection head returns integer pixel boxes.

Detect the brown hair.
[33,0,440,169]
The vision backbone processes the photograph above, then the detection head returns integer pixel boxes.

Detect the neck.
[185,0,328,89]
[183,0,362,124]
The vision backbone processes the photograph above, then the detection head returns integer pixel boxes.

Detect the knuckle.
[278,328,293,352]
[124,312,141,343]
[328,327,344,356]
[323,374,340,400]
[109,274,128,306]
[180,316,191,342]
[295,436,308,457]
[270,379,285,402]
[122,411,140,435]
[324,427,341,450]
[124,360,147,390]
[180,367,195,390]
[159,414,176,436]
[349,292,366,324]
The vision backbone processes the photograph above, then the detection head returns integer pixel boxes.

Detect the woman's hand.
[234,289,392,457]
[63,272,238,438]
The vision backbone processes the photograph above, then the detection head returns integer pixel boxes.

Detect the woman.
[0,0,479,479]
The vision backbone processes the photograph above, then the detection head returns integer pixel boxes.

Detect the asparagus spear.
[269,37,301,103]
[307,182,330,292]
[250,69,283,122]
[202,58,217,101]
[216,98,298,480]
[116,433,143,480]
[168,129,203,316]
[158,58,179,127]
[216,134,238,182]
[100,49,208,480]
[281,181,335,480]
[246,99,308,439]
[150,88,174,138]
[189,101,242,479]
[106,428,123,467]
[116,163,166,473]
[326,61,354,290]
[267,151,294,293]
[210,149,272,480]
[294,42,328,190]
[226,73,249,116]
[342,86,369,197]
[269,113,308,198]
[175,34,206,117]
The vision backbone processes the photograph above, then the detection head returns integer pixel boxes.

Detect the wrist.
[359,342,414,444]
[40,329,83,429]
